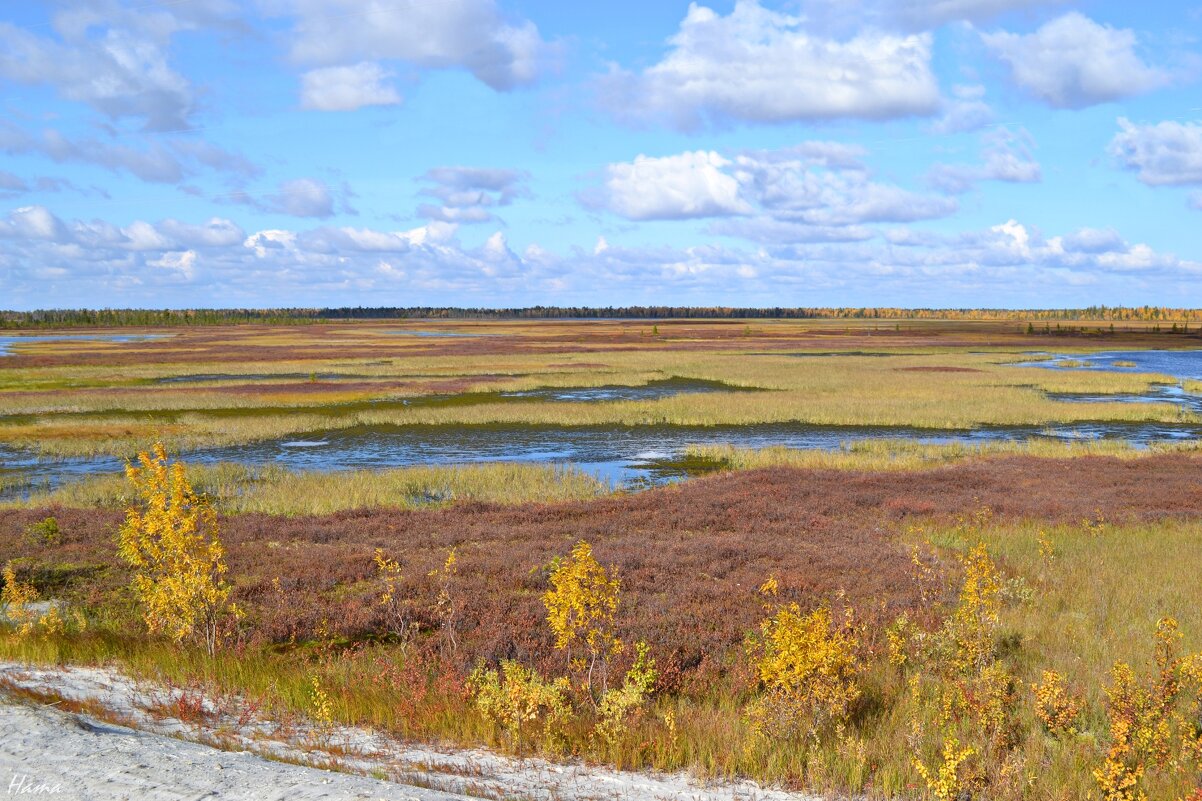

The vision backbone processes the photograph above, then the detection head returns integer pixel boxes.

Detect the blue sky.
[1,0,1201,310]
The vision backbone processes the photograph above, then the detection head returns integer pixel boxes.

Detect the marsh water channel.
[5,350,1202,498]
[0,333,167,356]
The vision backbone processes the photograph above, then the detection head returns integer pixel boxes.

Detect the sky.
[1,0,1201,310]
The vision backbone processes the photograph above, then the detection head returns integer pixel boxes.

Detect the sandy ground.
[0,662,824,801]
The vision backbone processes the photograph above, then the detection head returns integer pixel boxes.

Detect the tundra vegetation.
[3,445,1202,799]
[4,318,1202,798]
[0,319,1198,461]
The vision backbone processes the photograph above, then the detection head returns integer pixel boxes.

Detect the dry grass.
[687,438,1202,472]
[6,461,608,514]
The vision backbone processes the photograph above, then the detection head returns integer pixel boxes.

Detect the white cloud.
[3,207,1200,307]
[587,145,957,239]
[1060,227,1125,253]
[158,217,246,248]
[0,122,257,186]
[120,220,173,251]
[1109,118,1202,186]
[300,62,402,111]
[707,218,876,243]
[929,84,996,135]
[981,13,1167,109]
[275,0,552,91]
[417,167,530,224]
[263,178,338,218]
[148,249,197,280]
[599,0,940,129]
[890,0,1067,28]
[593,151,752,220]
[928,128,1041,193]
[0,206,66,241]
[737,141,869,171]
[0,22,193,131]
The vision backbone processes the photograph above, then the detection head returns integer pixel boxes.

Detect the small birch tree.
[117,443,237,656]
[543,540,622,700]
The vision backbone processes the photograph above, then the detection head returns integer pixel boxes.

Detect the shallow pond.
[1014,349,1202,380]
[1019,349,1202,413]
[5,419,1202,500]
[0,334,167,356]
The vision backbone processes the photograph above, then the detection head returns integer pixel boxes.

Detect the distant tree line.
[3,305,1202,328]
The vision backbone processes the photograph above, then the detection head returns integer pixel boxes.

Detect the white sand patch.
[0,662,827,801]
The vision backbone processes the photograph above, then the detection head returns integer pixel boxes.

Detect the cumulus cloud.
[416,166,530,224]
[599,0,940,130]
[148,249,198,280]
[0,206,68,241]
[588,151,752,221]
[1109,118,1202,186]
[300,62,402,111]
[981,13,1168,109]
[273,0,553,93]
[586,144,956,239]
[0,21,193,131]
[3,205,1200,308]
[928,128,1041,194]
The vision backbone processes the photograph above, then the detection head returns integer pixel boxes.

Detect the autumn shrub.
[117,443,239,655]
[0,560,68,639]
[914,733,976,801]
[594,640,658,751]
[1032,669,1083,737]
[467,660,571,756]
[308,674,336,747]
[1,561,39,636]
[23,517,60,547]
[944,542,1003,674]
[747,581,861,743]
[543,540,622,699]
[428,547,459,654]
[373,548,411,645]
[1095,618,1202,801]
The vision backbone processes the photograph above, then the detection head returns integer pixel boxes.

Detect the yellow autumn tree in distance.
[117,443,237,656]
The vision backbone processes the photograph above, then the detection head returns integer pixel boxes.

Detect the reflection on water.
[0,334,167,356]
[1013,350,1202,380]
[1018,349,1202,413]
[6,419,1201,499]
[1049,385,1202,415]
[7,349,1202,498]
